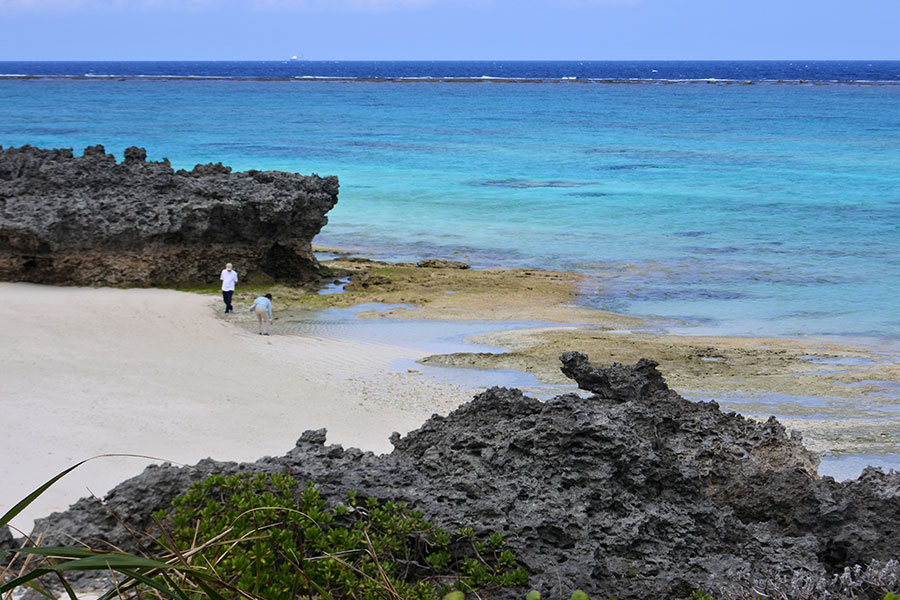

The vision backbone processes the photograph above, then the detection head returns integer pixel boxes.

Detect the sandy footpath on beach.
[0,282,474,535]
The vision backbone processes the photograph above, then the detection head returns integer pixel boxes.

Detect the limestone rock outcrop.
[0,145,338,285]
[22,354,900,599]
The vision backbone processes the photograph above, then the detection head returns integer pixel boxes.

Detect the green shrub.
[151,472,528,599]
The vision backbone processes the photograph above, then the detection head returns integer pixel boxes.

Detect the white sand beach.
[4,278,899,536]
[0,283,475,535]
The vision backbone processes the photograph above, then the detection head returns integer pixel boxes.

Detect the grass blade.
[0,567,58,592]
[11,548,173,571]
[0,461,88,530]
[116,568,183,600]
[19,581,58,600]
[54,570,79,600]
[159,569,193,600]
[1,454,177,531]
[194,578,225,600]
[11,547,109,559]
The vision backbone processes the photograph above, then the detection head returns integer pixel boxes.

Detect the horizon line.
[2,58,899,62]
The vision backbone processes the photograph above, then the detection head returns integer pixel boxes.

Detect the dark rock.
[29,354,900,599]
[559,351,669,401]
[82,144,108,158]
[0,144,339,286]
[416,258,470,269]
[344,270,392,291]
[122,146,147,164]
[0,524,13,553]
[29,462,213,554]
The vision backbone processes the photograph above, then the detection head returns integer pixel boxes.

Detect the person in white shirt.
[249,294,273,335]
[220,263,238,313]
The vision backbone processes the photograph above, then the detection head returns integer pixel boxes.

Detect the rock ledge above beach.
[0,144,339,285]
[24,354,900,599]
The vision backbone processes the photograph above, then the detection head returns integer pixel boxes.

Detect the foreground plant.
[152,472,527,599]
[1,467,527,600]
[6,462,895,600]
[0,454,216,600]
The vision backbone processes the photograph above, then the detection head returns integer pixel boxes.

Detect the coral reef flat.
[281,254,900,457]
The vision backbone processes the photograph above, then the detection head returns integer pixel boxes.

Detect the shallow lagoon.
[275,302,900,480]
[2,75,899,343]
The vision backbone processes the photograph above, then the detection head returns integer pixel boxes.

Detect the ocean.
[2,61,899,345]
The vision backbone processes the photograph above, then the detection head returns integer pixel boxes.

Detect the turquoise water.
[2,76,899,342]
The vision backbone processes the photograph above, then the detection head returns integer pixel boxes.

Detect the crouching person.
[249,293,273,335]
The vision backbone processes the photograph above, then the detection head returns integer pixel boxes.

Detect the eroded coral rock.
[0,144,339,285]
[559,351,670,401]
[25,354,900,599]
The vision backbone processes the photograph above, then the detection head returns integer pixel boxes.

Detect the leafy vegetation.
[2,460,898,600]
[1,469,527,600]
[151,472,528,599]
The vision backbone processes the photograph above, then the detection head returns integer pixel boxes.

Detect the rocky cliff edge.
[0,145,339,286]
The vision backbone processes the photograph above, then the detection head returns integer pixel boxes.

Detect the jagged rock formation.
[0,145,338,285]
[21,354,900,599]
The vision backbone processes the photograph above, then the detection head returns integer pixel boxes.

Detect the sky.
[0,0,898,61]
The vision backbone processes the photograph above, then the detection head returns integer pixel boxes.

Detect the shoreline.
[3,252,899,530]
[305,253,900,458]
[0,282,476,534]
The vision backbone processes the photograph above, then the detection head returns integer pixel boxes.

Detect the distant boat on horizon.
[289,54,307,61]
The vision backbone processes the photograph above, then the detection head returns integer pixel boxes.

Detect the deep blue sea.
[3,60,900,82]
[2,61,899,345]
